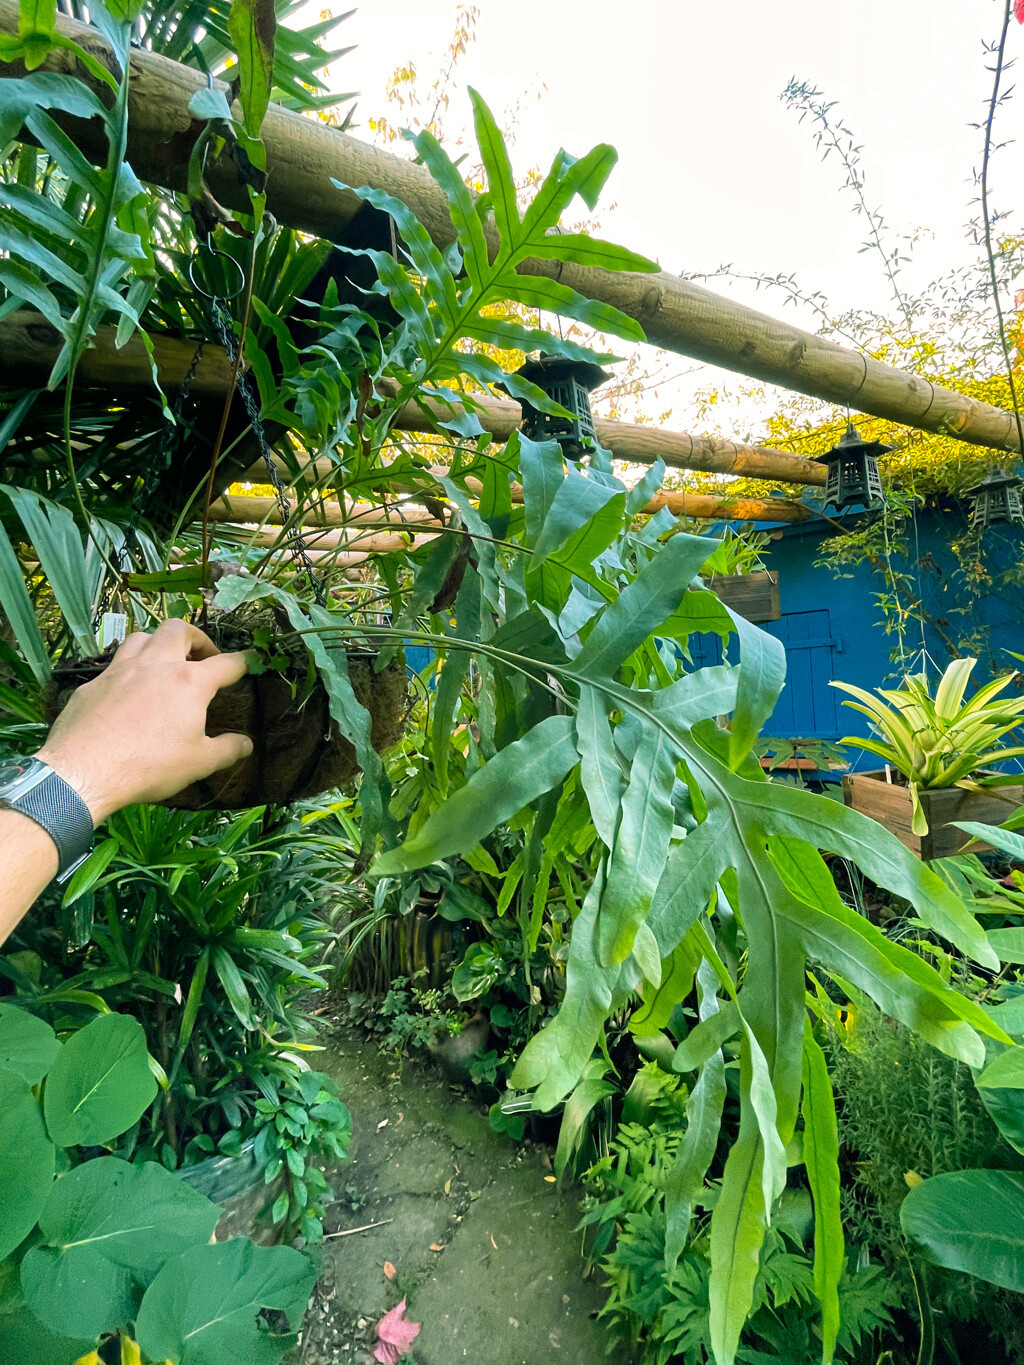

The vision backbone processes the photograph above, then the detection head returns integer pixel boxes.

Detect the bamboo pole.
[0,311,827,486]
[210,483,811,527]
[1,1,1018,455]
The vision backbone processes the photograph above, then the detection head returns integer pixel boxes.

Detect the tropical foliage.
[2,1,1024,1363]
[833,658,1024,833]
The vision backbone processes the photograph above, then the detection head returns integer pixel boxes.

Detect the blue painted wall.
[709,505,1024,753]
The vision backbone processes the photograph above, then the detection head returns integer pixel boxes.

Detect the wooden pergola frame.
[0,0,1018,458]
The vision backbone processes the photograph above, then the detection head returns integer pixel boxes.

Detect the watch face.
[0,757,43,795]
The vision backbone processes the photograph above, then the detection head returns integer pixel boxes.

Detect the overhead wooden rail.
[0,312,826,488]
[208,484,811,528]
[1,1,1019,456]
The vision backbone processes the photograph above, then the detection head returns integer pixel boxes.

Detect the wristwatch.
[0,756,95,885]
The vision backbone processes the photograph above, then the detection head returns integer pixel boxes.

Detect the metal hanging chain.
[204,294,327,606]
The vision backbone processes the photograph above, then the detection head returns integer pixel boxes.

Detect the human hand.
[36,619,253,823]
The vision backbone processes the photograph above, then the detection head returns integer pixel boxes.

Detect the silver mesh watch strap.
[12,771,94,884]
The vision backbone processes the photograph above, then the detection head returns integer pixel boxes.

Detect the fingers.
[141,619,221,662]
[203,731,254,775]
[194,649,251,696]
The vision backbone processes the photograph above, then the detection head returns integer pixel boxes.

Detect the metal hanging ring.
[188,247,246,302]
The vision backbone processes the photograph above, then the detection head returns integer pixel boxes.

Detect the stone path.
[296,1025,613,1365]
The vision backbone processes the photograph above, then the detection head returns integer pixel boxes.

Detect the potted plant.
[700,527,780,623]
[835,658,1024,859]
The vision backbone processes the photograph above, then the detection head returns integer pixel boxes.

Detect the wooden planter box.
[842,769,1023,860]
[705,571,780,624]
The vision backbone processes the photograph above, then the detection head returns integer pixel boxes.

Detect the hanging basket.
[43,612,409,810]
[705,571,780,624]
[842,769,1023,861]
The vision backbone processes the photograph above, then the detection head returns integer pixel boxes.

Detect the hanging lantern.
[815,422,888,511]
[507,354,610,461]
[965,466,1024,531]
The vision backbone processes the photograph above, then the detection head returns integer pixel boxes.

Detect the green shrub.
[828,1002,1024,1358]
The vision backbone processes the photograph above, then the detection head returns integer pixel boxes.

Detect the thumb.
[203,731,254,776]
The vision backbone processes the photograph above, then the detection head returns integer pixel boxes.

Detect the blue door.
[687,610,842,739]
[764,610,842,738]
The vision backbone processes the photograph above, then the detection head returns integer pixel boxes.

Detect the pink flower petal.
[373,1298,421,1363]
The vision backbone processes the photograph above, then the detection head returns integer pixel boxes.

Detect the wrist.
[33,745,114,825]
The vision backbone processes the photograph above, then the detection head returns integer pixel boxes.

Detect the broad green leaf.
[501,276,647,344]
[451,942,503,1002]
[723,608,786,767]
[0,500,51,682]
[1,486,97,655]
[43,1011,157,1147]
[0,1004,59,1084]
[630,933,701,1038]
[573,532,711,678]
[957,821,1024,862]
[0,1066,54,1260]
[665,960,727,1273]
[519,434,566,549]
[709,1124,770,1365]
[530,465,625,576]
[801,1024,843,1364]
[770,836,994,1066]
[553,1062,616,1180]
[672,1002,741,1073]
[574,689,626,849]
[901,1169,1024,1292]
[228,0,276,137]
[511,863,630,1108]
[986,927,1024,963]
[16,0,57,69]
[0,1285,92,1365]
[599,720,678,964]
[374,715,578,876]
[647,815,730,953]
[977,1045,1024,1089]
[702,762,997,970]
[135,1238,317,1365]
[411,127,490,285]
[21,1158,219,1341]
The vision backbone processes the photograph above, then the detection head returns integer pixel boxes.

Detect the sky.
[317,0,1024,441]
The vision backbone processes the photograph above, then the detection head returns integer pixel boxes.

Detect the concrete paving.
[295,1025,614,1365]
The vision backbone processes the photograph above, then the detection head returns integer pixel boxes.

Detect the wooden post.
[1,0,1018,455]
[0,310,827,486]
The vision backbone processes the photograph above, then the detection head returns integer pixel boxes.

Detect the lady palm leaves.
[834,659,1024,833]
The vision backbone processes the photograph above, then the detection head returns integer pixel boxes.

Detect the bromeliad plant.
[699,527,771,580]
[833,657,1024,835]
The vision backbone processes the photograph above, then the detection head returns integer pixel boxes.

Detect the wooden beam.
[0,310,234,395]
[2,1,1017,455]
[210,484,811,527]
[207,493,442,530]
[0,311,827,486]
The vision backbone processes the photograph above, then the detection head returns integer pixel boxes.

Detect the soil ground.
[294,1023,614,1365]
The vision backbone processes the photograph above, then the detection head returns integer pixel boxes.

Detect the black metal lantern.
[965,466,1024,531]
[508,354,610,461]
[815,422,888,511]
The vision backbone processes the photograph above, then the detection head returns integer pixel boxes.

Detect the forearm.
[0,809,60,944]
